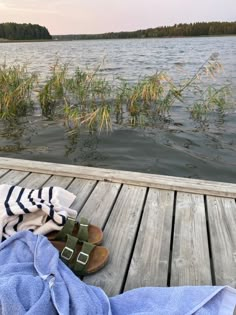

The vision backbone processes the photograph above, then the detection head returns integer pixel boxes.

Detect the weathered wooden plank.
[0,169,10,178]
[67,178,97,212]
[78,181,121,228]
[0,170,29,185]
[44,175,74,188]
[207,196,236,287]
[125,189,174,290]
[171,192,212,286]
[19,173,51,189]
[0,157,235,198]
[84,184,146,296]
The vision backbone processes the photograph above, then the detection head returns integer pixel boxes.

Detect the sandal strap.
[73,241,95,275]
[55,217,76,241]
[76,217,89,242]
[60,234,78,264]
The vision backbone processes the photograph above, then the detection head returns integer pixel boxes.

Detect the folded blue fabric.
[0,231,235,315]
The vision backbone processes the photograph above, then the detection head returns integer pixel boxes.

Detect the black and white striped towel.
[0,185,77,241]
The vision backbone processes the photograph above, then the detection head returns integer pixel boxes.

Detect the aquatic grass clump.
[79,105,112,131]
[33,54,235,130]
[190,85,231,120]
[39,62,113,132]
[65,68,91,107]
[112,54,227,127]
[61,55,231,129]
[125,72,181,125]
[66,66,112,107]
[0,64,37,119]
[57,65,113,130]
[127,73,165,112]
[39,61,68,118]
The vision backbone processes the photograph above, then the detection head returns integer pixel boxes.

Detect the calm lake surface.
[0,37,236,183]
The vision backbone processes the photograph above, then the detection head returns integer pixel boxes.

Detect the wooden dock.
[0,157,235,296]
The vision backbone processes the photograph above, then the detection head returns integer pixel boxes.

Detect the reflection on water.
[0,108,236,183]
[0,37,236,182]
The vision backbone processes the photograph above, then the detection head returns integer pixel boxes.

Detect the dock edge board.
[0,157,235,198]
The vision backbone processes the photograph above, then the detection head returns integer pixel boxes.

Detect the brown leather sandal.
[47,217,103,245]
[51,235,109,276]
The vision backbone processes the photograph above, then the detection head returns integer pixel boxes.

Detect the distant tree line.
[0,23,52,40]
[53,21,236,40]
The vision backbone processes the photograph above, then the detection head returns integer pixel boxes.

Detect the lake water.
[0,37,236,183]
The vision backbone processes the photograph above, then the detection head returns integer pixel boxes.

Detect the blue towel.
[0,231,235,315]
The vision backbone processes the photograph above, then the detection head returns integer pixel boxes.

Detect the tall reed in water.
[0,64,37,119]
[38,55,231,130]
[0,55,231,129]
[39,61,67,118]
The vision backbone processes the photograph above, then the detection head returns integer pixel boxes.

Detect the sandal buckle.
[80,223,88,227]
[76,251,89,265]
[61,246,74,260]
[67,217,76,222]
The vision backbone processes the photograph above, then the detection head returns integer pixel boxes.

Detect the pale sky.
[0,0,235,35]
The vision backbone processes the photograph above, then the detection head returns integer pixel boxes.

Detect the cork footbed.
[47,223,103,245]
[51,240,109,275]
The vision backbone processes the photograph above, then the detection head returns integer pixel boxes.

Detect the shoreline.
[0,34,236,44]
[0,39,53,43]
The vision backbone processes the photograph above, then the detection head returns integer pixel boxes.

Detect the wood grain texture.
[0,169,9,178]
[207,196,236,287]
[171,192,212,286]
[78,181,121,228]
[67,178,97,212]
[19,173,51,188]
[0,157,235,197]
[84,184,146,296]
[0,170,29,185]
[44,175,73,188]
[125,188,174,290]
